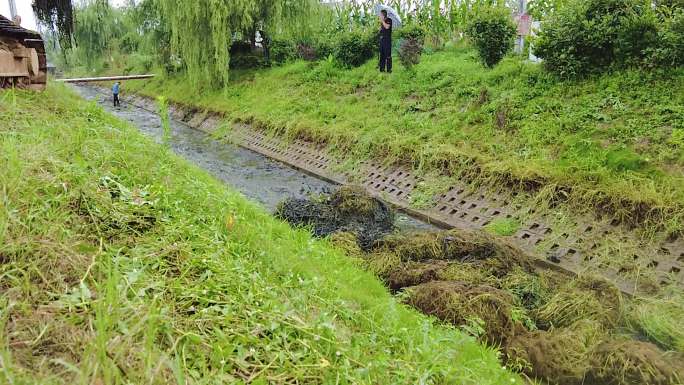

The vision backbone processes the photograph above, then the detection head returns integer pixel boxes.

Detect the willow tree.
[155,0,313,88]
[71,0,118,68]
[33,0,74,49]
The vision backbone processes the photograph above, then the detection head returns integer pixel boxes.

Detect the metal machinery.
[0,14,47,90]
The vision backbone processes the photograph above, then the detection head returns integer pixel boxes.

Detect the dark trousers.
[113,93,120,107]
[379,39,392,73]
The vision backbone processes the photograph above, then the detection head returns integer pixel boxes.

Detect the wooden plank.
[57,74,156,83]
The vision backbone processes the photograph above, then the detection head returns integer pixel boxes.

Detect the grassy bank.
[124,45,684,234]
[0,85,517,384]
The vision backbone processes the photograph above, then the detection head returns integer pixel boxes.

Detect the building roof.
[0,14,41,41]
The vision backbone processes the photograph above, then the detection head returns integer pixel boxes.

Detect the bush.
[616,12,660,66]
[314,38,335,60]
[269,39,297,65]
[398,38,423,71]
[296,42,317,61]
[466,8,517,68]
[649,10,684,67]
[229,53,266,69]
[396,25,427,45]
[333,30,376,68]
[534,0,663,77]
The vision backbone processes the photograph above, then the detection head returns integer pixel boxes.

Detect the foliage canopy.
[155,0,313,87]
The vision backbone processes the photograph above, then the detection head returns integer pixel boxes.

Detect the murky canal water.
[72,85,432,231]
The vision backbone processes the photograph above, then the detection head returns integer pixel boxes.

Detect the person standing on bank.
[378,9,392,73]
[112,81,121,107]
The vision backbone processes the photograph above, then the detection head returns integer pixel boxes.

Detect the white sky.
[0,0,129,32]
[0,0,38,30]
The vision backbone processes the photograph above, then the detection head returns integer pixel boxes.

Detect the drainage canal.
[72,84,432,232]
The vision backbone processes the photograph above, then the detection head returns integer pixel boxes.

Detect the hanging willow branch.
[33,0,74,49]
[155,0,313,88]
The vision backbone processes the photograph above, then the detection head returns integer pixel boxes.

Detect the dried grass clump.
[405,280,521,346]
[535,275,623,329]
[365,251,402,278]
[501,268,553,311]
[506,320,605,385]
[376,230,532,276]
[587,339,684,385]
[329,231,364,258]
[437,262,500,287]
[628,296,684,352]
[384,260,450,291]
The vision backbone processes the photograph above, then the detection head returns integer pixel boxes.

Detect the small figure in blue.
[378,9,393,73]
[112,81,121,107]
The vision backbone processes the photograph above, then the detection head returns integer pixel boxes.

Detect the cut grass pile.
[0,85,518,384]
[273,189,684,385]
[124,45,684,234]
[357,231,684,385]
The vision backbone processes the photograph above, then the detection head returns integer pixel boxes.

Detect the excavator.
[0,0,47,90]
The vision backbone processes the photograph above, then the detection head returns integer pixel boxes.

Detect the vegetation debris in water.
[276,185,394,249]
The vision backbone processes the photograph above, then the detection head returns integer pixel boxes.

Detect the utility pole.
[7,0,17,20]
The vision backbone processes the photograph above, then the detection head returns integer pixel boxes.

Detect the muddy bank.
[277,188,684,385]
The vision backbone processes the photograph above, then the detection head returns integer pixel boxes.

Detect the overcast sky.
[0,0,38,30]
[0,0,129,32]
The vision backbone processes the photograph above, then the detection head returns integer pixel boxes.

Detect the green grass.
[485,218,521,237]
[0,84,519,384]
[628,295,684,352]
[122,45,684,234]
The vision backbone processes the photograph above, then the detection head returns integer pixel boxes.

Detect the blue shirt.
[112,83,120,94]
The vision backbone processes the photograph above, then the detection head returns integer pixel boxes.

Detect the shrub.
[229,41,252,56]
[616,12,660,66]
[228,41,265,69]
[229,53,266,69]
[534,0,663,77]
[269,38,297,65]
[396,25,427,45]
[466,8,517,68]
[333,30,376,68]
[398,38,424,71]
[296,42,317,61]
[314,38,335,60]
[649,10,684,67]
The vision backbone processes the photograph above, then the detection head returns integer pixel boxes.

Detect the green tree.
[71,0,118,69]
[155,0,313,88]
[33,0,75,49]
